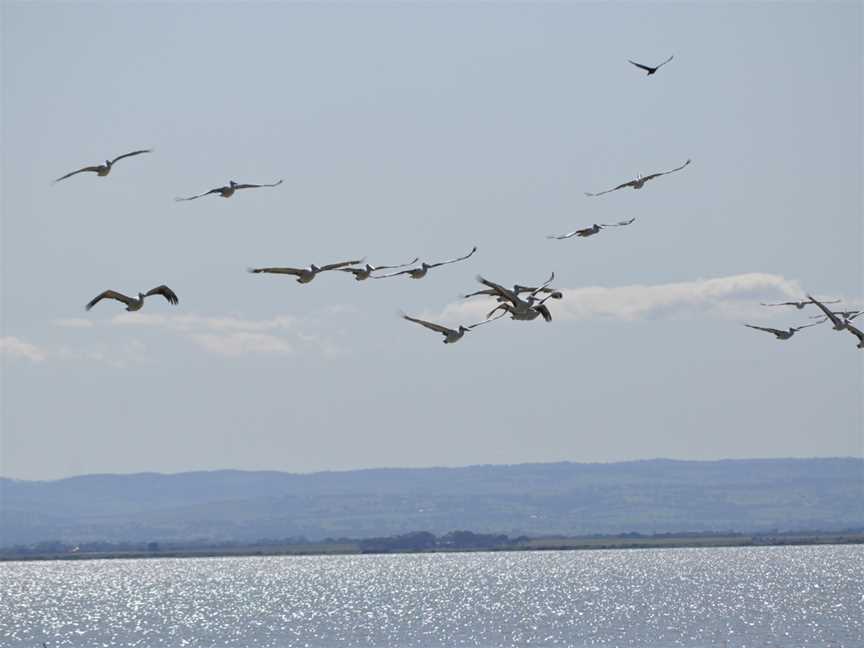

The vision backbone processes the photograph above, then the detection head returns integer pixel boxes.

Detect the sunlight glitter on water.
[1,545,862,647]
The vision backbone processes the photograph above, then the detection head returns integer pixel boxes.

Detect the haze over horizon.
[1,3,862,481]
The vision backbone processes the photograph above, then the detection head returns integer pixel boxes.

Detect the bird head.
[105,159,112,167]
[138,292,145,300]
[459,326,470,334]
[310,264,321,273]
[229,180,238,188]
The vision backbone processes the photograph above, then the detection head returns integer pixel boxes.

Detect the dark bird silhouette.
[744,323,817,340]
[175,179,283,201]
[86,285,178,312]
[54,149,152,183]
[548,218,636,240]
[628,55,674,76]
[585,160,691,197]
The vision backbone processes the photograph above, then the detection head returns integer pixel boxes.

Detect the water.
[1,545,861,647]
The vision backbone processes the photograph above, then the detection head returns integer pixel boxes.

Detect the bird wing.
[461,288,496,299]
[426,246,478,269]
[846,311,863,322]
[86,290,134,311]
[174,188,222,201]
[845,323,864,343]
[585,180,638,197]
[527,273,555,300]
[641,159,692,182]
[628,60,655,72]
[233,179,284,190]
[535,304,553,322]
[655,55,674,69]
[402,314,454,335]
[337,267,364,276]
[54,165,103,183]
[248,266,305,276]
[547,229,580,240]
[370,257,420,271]
[373,267,415,279]
[601,217,636,227]
[744,324,782,335]
[319,259,364,272]
[807,294,844,327]
[144,285,179,305]
[109,149,153,164]
[792,321,821,331]
[486,303,510,319]
[476,275,519,305]
[760,301,798,307]
[468,312,507,329]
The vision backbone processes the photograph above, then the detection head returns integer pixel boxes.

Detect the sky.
[1,2,861,481]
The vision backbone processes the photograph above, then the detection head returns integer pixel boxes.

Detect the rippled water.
[1,545,861,647]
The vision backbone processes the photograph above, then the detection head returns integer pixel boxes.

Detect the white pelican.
[808,295,847,331]
[86,285,178,311]
[401,311,504,344]
[477,274,556,322]
[338,257,419,281]
[760,298,840,310]
[248,259,363,284]
[548,218,636,240]
[809,310,861,322]
[54,150,152,183]
[843,322,864,349]
[175,179,283,201]
[628,55,674,76]
[744,323,816,340]
[374,247,477,280]
[585,159,691,197]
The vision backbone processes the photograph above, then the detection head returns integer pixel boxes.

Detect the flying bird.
[809,310,862,322]
[743,323,817,340]
[477,274,557,322]
[843,322,864,349]
[86,285,178,312]
[175,179,283,201]
[338,257,420,281]
[807,295,848,331]
[760,298,840,310]
[248,259,363,284]
[401,311,503,344]
[374,247,477,279]
[54,149,152,183]
[585,160,691,197]
[547,218,636,240]
[628,55,674,76]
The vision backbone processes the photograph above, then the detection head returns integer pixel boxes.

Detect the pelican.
[54,149,152,183]
[760,298,840,310]
[462,285,563,302]
[488,293,556,322]
[401,311,504,344]
[628,55,674,76]
[843,322,864,349]
[477,273,557,321]
[744,323,816,340]
[585,159,691,197]
[809,310,862,322]
[374,247,477,279]
[808,295,847,331]
[175,179,283,201]
[338,257,419,281]
[548,218,636,240]
[86,285,178,311]
[248,259,363,283]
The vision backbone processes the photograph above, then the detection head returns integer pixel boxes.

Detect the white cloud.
[190,332,293,356]
[53,318,94,329]
[440,273,810,324]
[0,337,48,363]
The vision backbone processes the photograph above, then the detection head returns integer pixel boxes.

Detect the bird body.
[54,149,152,183]
[86,285,178,311]
[175,179,283,201]
[585,161,690,197]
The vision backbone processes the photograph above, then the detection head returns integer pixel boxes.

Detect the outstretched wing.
[547,229,581,240]
[233,179,284,190]
[527,272,555,300]
[585,179,638,197]
[320,259,364,272]
[174,188,222,202]
[54,165,102,183]
[373,267,415,279]
[248,266,304,276]
[402,314,454,335]
[145,285,179,305]
[86,290,134,311]
[601,217,636,227]
[461,288,497,299]
[744,324,782,335]
[845,322,864,343]
[371,257,420,271]
[476,275,519,305]
[655,55,674,69]
[109,149,153,165]
[534,303,553,322]
[760,301,799,307]
[426,246,478,269]
[807,294,845,328]
[628,60,655,73]
[468,312,507,329]
[641,159,692,183]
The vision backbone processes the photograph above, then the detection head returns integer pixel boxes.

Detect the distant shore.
[3,531,862,563]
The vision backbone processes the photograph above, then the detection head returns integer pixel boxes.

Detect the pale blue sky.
[1,2,861,480]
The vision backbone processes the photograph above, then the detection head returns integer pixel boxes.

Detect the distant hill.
[1,458,862,546]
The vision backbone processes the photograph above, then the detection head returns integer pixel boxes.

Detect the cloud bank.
[0,337,48,363]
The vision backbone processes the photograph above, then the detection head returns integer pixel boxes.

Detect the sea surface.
[1,545,862,647]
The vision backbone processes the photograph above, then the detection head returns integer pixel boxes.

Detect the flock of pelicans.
[55,55,862,349]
